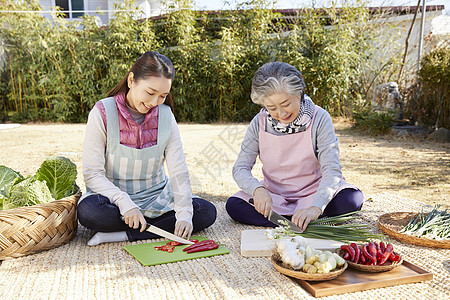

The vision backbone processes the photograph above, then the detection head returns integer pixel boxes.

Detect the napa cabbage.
[3,176,54,210]
[0,165,23,198]
[0,156,78,210]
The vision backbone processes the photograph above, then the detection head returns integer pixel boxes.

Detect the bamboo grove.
[0,0,425,123]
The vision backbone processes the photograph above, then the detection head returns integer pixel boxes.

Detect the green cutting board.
[124,236,230,266]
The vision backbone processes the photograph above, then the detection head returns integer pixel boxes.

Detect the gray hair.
[250,62,306,105]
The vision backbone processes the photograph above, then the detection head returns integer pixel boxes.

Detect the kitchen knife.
[120,217,194,245]
[249,198,303,233]
[267,210,303,233]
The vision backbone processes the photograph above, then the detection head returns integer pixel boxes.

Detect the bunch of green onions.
[400,205,450,240]
[275,211,381,243]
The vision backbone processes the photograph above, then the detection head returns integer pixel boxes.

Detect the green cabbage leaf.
[3,176,55,209]
[0,194,6,210]
[0,165,24,198]
[35,156,79,200]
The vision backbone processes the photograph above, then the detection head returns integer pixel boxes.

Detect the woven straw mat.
[0,192,449,300]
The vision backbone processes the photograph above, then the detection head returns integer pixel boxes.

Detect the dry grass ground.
[332,119,449,207]
[2,121,449,299]
[0,120,448,208]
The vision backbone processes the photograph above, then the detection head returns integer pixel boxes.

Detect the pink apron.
[232,106,354,215]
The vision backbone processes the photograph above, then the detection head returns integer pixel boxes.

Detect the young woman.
[226,62,363,231]
[78,51,216,246]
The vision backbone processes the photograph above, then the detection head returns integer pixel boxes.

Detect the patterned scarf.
[265,95,315,134]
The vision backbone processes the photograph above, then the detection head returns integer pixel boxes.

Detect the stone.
[392,125,427,137]
[427,128,450,143]
[372,82,404,120]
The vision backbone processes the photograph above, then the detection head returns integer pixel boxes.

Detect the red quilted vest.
[95,93,159,149]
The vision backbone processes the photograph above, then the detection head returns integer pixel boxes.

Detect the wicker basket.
[378,212,450,249]
[0,192,80,260]
[271,255,347,281]
[337,249,403,273]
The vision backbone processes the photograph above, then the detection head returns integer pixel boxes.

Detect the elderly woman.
[226,62,363,231]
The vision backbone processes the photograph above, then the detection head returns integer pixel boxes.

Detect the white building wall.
[88,0,109,26]
[105,0,176,23]
[36,0,171,25]
[38,0,55,21]
[369,10,447,87]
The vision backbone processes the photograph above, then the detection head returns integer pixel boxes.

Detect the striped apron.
[86,97,175,218]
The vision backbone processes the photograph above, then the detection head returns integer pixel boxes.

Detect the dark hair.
[250,61,306,105]
[107,51,176,112]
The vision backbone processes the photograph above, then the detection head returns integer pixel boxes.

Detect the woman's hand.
[291,206,322,232]
[253,187,273,218]
[123,208,147,232]
[175,220,193,239]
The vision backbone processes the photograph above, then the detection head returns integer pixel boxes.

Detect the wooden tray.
[296,260,432,298]
[378,212,450,248]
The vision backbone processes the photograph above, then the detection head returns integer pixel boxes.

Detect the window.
[71,0,84,18]
[55,0,84,19]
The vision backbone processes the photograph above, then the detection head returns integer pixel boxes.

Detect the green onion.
[400,205,450,240]
[275,211,381,243]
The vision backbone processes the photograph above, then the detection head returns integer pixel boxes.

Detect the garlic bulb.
[280,248,305,270]
[276,238,297,253]
[291,236,309,249]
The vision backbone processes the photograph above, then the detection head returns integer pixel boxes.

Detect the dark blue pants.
[225,188,364,227]
[77,194,217,242]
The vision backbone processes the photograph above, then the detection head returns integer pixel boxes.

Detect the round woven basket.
[336,249,403,273]
[378,212,450,249]
[0,192,80,260]
[271,255,347,281]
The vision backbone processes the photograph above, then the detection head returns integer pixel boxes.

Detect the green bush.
[352,108,394,135]
[417,44,449,129]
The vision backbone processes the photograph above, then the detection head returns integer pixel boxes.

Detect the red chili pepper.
[389,252,400,262]
[362,245,374,265]
[360,248,366,264]
[377,249,383,263]
[380,241,386,253]
[368,242,378,265]
[375,242,380,252]
[351,243,360,263]
[183,240,216,252]
[374,242,382,263]
[166,241,182,246]
[379,244,394,265]
[168,240,199,246]
[155,244,176,252]
[155,240,199,252]
[187,242,219,254]
[340,245,355,261]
